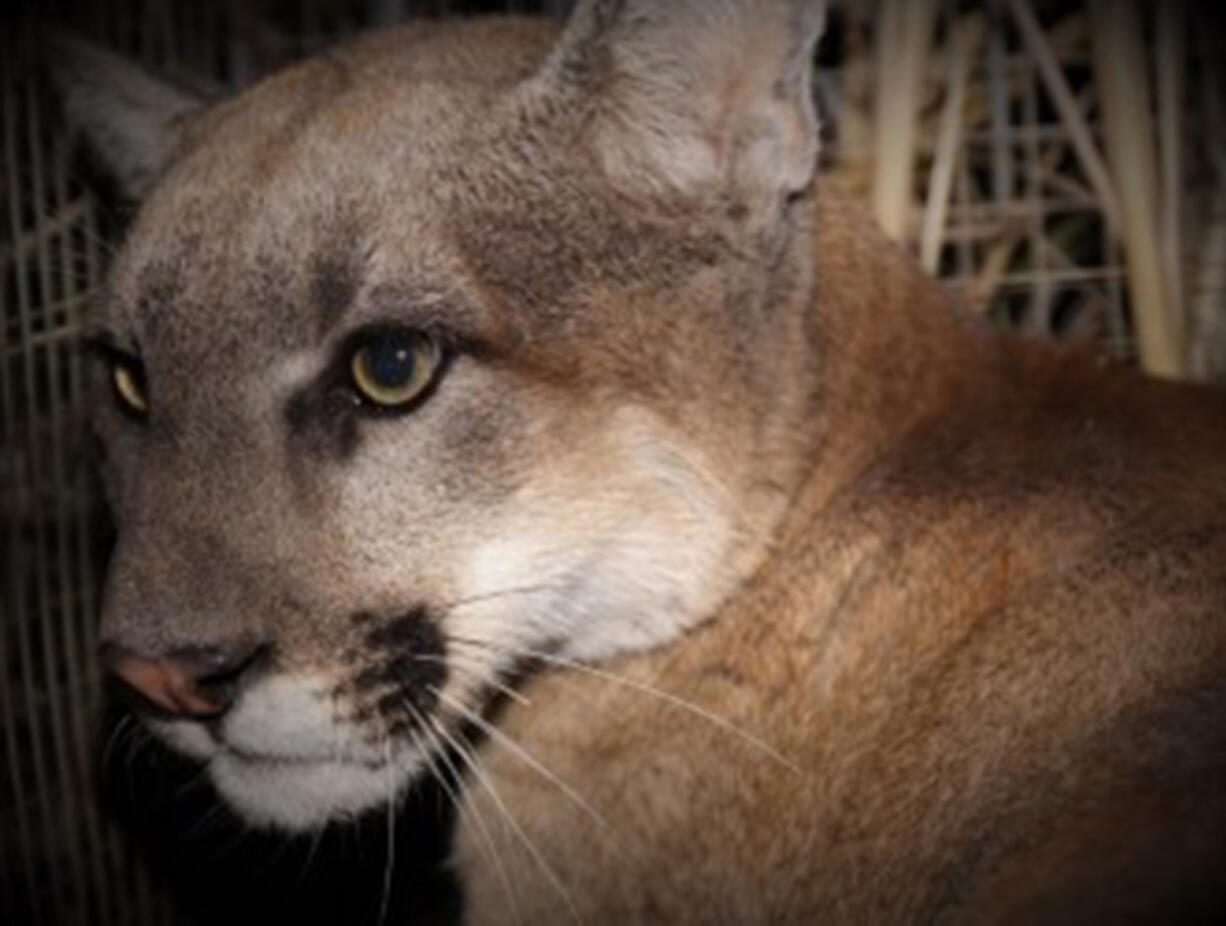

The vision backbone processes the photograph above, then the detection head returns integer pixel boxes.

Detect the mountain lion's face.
[75,9,822,828]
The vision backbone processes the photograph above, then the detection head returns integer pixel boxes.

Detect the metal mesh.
[2,24,123,925]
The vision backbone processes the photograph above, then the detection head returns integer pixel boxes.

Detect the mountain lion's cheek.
[447,406,737,667]
[326,442,485,572]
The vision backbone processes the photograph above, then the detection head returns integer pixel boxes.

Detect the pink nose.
[102,644,261,718]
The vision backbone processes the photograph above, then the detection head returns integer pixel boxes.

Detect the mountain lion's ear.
[49,35,205,202]
[538,0,825,213]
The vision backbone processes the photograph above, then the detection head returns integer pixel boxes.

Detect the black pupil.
[368,337,415,388]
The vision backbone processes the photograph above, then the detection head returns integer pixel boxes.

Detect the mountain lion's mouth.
[209,747,415,830]
[220,743,385,770]
[145,673,440,828]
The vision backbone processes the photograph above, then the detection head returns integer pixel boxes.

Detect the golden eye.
[350,331,442,409]
[113,361,148,415]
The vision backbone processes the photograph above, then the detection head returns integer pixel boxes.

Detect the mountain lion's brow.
[346,279,488,342]
[310,252,361,340]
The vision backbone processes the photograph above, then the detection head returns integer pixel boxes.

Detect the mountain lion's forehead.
[104,202,492,366]
[143,83,482,231]
[168,17,556,192]
[98,17,591,354]
[116,19,560,281]
[108,145,471,346]
[104,234,357,356]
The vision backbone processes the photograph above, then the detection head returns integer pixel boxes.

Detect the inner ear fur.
[49,35,206,202]
[535,0,827,210]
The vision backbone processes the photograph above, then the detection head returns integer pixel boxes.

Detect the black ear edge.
[46,32,226,103]
[46,32,209,202]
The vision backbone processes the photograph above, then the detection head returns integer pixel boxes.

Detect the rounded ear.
[533,0,826,212]
[48,35,206,202]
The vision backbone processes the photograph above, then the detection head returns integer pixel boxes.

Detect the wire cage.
[1,1,1222,923]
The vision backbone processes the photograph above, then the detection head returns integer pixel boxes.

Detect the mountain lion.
[56,0,1226,922]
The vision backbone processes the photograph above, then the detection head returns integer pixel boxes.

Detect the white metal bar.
[1007,0,1122,235]
[921,15,973,274]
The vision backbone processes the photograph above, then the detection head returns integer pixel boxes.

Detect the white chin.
[209,752,415,830]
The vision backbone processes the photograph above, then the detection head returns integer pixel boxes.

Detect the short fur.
[57,1,1226,922]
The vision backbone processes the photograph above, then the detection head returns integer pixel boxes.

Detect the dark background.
[2,2,1223,924]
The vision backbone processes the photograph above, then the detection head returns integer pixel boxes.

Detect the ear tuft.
[48,34,205,202]
[540,0,826,213]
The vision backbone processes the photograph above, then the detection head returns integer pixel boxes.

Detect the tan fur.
[56,1,1226,921]
[456,191,1226,922]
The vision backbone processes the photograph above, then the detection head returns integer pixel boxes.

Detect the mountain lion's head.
[58,0,827,828]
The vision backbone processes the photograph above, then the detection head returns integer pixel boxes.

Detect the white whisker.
[442,582,567,613]
[402,702,524,925]
[378,737,396,926]
[294,822,328,891]
[453,636,802,775]
[102,713,138,770]
[428,715,582,923]
[416,652,531,708]
[433,688,611,835]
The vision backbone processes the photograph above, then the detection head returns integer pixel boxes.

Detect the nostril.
[192,644,269,701]
[100,641,268,719]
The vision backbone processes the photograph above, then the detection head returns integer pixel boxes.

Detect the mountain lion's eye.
[350,331,442,409]
[112,360,149,416]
